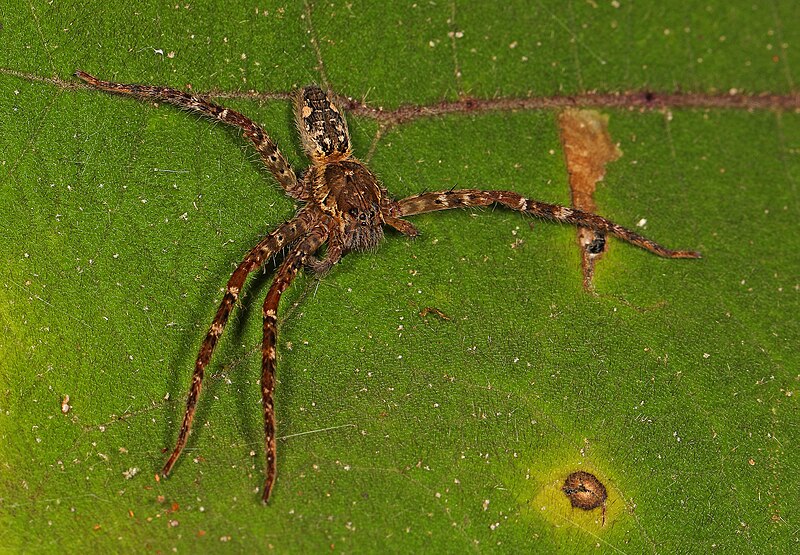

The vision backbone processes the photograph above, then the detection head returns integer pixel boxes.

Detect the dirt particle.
[122,467,139,479]
[586,234,606,254]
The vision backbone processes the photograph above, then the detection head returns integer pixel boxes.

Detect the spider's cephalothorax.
[314,160,386,251]
[75,71,700,504]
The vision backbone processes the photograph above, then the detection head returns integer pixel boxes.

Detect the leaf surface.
[1,1,797,552]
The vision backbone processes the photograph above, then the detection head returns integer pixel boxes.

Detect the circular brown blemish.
[562,471,608,523]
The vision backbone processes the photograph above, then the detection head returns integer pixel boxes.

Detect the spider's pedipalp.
[306,241,343,276]
[387,217,420,237]
[398,189,701,259]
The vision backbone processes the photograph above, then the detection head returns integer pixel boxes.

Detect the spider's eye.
[348,208,359,218]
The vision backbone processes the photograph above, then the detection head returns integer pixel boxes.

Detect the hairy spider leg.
[75,70,307,200]
[260,229,327,503]
[161,209,315,479]
[398,189,701,259]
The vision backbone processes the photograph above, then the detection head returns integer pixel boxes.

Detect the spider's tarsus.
[261,487,272,505]
[75,70,97,84]
[160,461,174,478]
[658,248,702,259]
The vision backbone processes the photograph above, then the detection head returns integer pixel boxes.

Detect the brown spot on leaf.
[559,109,622,290]
[562,471,608,523]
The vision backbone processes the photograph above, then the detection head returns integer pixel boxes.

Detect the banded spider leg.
[75,71,307,200]
[161,209,316,488]
[398,189,701,259]
[259,229,326,502]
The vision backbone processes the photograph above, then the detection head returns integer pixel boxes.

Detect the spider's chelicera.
[76,71,700,503]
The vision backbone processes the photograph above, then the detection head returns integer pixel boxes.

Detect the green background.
[1,1,797,552]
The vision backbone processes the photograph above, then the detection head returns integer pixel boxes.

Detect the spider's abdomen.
[296,86,352,162]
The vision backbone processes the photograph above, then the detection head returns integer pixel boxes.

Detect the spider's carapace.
[313,159,386,252]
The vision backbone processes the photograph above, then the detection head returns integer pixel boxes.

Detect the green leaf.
[1,1,797,552]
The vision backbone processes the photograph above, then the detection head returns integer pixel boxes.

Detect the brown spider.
[75,71,700,503]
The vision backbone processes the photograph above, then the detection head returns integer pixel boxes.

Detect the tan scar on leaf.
[559,109,622,290]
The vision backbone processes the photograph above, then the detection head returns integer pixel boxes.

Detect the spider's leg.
[75,70,307,200]
[260,230,327,503]
[161,209,314,479]
[398,189,701,259]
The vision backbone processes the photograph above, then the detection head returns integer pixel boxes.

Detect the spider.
[75,70,700,503]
